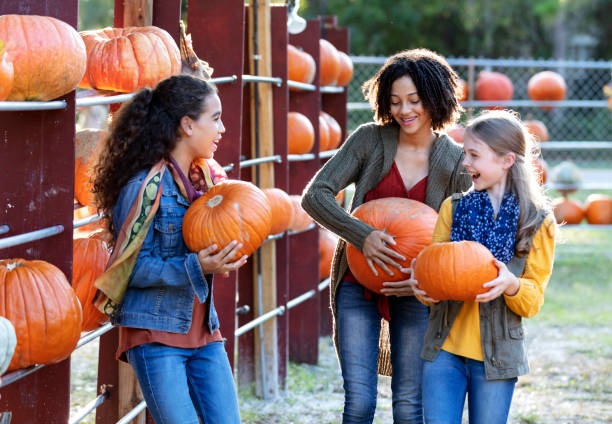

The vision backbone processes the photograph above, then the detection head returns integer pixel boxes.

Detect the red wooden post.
[0,1,78,422]
[288,20,322,365]
[319,23,349,337]
[188,0,246,368]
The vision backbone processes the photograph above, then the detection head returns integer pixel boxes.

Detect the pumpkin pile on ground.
[0,259,82,371]
[79,26,181,93]
[346,198,438,294]
[0,14,86,101]
[73,237,111,332]
[414,241,498,301]
[584,194,612,225]
[182,180,272,259]
[552,197,584,225]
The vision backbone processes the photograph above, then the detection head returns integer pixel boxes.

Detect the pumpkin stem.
[206,194,224,208]
[5,262,20,271]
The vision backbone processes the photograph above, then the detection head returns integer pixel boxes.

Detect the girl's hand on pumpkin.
[362,230,405,276]
[197,240,248,275]
[475,259,520,303]
[381,259,439,302]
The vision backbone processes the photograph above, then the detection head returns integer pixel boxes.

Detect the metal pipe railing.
[210,75,239,85]
[350,56,612,69]
[319,149,339,159]
[235,305,285,337]
[287,222,316,236]
[286,80,316,91]
[0,225,9,235]
[0,364,45,388]
[286,289,316,310]
[116,400,147,424]
[0,100,67,111]
[348,100,609,111]
[320,85,344,94]
[68,392,110,424]
[242,75,283,86]
[75,323,114,350]
[73,212,104,229]
[0,225,64,250]
[239,155,282,168]
[287,153,316,162]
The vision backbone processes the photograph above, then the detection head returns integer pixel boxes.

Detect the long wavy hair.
[361,48,462,131]
[93,75,216,240]
[465,110,553,256]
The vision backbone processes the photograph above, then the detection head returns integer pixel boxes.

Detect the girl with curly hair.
[93,74,243,424]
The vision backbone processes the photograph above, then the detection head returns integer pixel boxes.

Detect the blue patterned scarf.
[451,191,519,263]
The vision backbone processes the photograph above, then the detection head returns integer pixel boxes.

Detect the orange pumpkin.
[524,120,549,142]
[288,195,314,232]
[0,15,86,101]
[335,190,345,207]
[527,71,566,110]
[475,71,513,107]
[0,39,14,101]
[183,180,272,259]
[447,124,465,144]
[318,114,330,151]
[414,241,498,301]
[552,198,584,225]
[320,111,342,150]
[319,39,340,86]
[584,194,612,225]
[457,78,469,102]
[335,51,353,87]
[0,259,82,371]
[346,198,438,293]
[288,112,315,154]
[73,238,110,332]
[75,129,107,207]
[79,26,181,92]
[263,188,293,235]
[319,228,338,280]
[288,44,315,89]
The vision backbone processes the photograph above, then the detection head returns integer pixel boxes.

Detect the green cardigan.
[301,121,472,373]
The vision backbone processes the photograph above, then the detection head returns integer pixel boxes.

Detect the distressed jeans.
[422,350,516,424]
[337,280,429,423]
[126,341,240,424]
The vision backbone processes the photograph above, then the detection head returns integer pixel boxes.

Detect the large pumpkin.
[79,26,181,92]
[319,39,340,86]
[319,228,338,280]
[0,15,86,101]
[263,188,293,235]
[414,241,498,301]
[346,198,438,293]
[527,71,566,109]
[73,238,111,332]
[183,180,272,259]
[288,44,315,89]
[0,316,17,376]
[475,71,513,107]
[0,39,14,101]
[584,194,612,225]
[320,111,342,150]
[288,112,315,154]
[457,78,469,102]
[0,259,82,371]
[288,195,314,232]
[335,51,353,87]
[75,129,107,207]
[318,114,330,151]
[552,198,584,225]
[524,120,549,142]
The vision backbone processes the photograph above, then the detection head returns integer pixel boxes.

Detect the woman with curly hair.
[301,49,471,423]
[93,74,243,424]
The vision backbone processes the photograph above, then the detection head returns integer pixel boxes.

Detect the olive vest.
[421,193,547,380]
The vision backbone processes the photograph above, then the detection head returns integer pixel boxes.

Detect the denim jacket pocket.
[154,215,184,257]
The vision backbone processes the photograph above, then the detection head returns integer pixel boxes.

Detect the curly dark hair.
[362,48,462,131]
[93,75,216,239]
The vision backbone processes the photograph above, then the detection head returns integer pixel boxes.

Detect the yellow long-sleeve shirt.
[429,196,555,361]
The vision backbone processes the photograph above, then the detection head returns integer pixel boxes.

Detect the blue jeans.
[337,280,429,423]
[126,341,240,424]
[422,350,516,424]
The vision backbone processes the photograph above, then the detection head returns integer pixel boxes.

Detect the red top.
[344,161,428,320]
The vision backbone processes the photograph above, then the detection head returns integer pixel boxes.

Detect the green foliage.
[78,0,114,30]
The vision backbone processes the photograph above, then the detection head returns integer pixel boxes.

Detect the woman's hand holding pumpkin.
[381,258,439,302]
[362,230,405,276]
[475,259,520,302]
[198,240,248,276]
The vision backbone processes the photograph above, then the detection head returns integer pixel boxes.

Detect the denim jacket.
[111,169,219,334]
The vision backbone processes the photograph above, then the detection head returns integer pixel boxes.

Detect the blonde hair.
[465,110,552,256]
